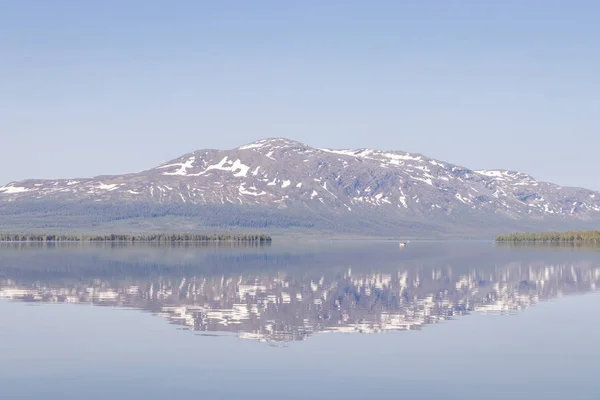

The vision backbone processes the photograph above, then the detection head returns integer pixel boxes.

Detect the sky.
[1,1,598,189]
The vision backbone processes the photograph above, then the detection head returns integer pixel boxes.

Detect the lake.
[1,240,599,399]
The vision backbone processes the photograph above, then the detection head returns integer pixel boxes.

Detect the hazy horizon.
[2,1,598,190]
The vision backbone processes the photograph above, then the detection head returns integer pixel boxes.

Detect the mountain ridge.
[1,138,599,237]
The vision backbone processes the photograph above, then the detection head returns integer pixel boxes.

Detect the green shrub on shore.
[496,230,600,243]
[0,233,272,242]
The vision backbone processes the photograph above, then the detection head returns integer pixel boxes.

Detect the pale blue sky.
[1,1,598,189]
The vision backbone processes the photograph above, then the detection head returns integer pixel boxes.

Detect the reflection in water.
[1,242,599,343]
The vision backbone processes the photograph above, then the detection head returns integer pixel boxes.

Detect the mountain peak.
[237,138,308,150]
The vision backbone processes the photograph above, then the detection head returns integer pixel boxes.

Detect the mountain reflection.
[1,242,599,343]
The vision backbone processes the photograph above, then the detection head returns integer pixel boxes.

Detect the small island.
[0,233,272,243]
[496,230,600,244]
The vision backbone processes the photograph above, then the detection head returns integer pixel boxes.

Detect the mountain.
[1,138,599,237]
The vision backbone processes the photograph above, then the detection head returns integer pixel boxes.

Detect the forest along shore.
[496,230,600,243]
[0,233,272,242]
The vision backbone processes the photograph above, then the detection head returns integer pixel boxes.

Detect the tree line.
[496,230,600,243]
[0,233,272,242]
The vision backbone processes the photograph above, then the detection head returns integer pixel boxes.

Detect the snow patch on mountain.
[239,183,266,197]
[159,156,196,176]
[238,142,267,150]
[0,185,31,194]
[193,157,250,177]
[96,183,120,191]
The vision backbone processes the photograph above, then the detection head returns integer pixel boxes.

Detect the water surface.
[1,241,599,399]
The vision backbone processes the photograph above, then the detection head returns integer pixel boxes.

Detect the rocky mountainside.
[1,138,599,236]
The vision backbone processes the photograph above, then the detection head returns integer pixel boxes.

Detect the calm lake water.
[1,241,599,399]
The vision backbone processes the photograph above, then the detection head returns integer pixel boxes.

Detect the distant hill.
[1,138,599,237]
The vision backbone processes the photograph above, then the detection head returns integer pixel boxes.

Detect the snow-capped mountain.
[1,138,599,236]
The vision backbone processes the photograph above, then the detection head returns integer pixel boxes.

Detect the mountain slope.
[1,138,599,237]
